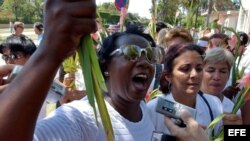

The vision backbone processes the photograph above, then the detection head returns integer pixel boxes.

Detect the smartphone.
[155,97,197,127]
[6,65,23,83]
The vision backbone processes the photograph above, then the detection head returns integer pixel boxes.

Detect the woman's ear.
[164,73,171,83]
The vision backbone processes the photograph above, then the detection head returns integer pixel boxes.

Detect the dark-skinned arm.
[0,0,97,140]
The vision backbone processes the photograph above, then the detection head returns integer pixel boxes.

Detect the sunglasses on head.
[110,45,156,63]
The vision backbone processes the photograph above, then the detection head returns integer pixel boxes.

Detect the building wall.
[236,0,250,33]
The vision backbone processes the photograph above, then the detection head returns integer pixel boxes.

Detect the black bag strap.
[198,91,215,136]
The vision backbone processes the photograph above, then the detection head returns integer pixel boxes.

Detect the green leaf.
[214,129,224,141]
[92,72,114,140]
[207,113,224,140]
[78,35,114,141]
[78,38,98,121]
[87,36,107,92]
[149,89,163,101]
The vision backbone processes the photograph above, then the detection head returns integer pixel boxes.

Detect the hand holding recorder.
[156,97,197,127]
[164,110,209,141]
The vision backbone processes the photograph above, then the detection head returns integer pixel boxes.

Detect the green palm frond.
[78,35,114,141]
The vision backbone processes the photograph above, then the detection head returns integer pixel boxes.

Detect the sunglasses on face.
[110,45,156,63]
[2,53,22,62]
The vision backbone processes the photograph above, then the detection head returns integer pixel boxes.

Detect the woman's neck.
[171,92,196,108]
[104,94,142,122]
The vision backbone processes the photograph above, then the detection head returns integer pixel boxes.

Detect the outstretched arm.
[0,0,96,140]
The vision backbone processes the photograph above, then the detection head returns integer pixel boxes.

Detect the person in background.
[0,36,37,65]
[107,24,120,35]
[164,27,193,49]
[196,36,209,51]
[223,32,249,101]
[6,21,27,39]
[146,45,165,101]
[147,43,223,137]
[208,33,229,49]
[0,34,83,120]
[33,22,44,47]
[156,21,167,34]
[155,21,168,43]
[157,28,169,52]
[201,47,241,125]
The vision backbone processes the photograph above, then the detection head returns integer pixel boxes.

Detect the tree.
[156,0,207,29]
[1,0,44,23]
[98,2,119,15]
[97,2,147,28]
[1,0,26,21]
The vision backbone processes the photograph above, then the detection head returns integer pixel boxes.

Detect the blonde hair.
[164,27,193,45]
[157,28,168,48]
[13,22,24,30]
[204,47,234,70]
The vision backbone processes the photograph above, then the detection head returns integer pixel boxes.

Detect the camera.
[155,97,197,127]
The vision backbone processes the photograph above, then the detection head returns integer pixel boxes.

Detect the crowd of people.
[0,0,250,141]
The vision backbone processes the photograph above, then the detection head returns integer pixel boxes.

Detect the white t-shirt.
[222,96,241,115]
[34,97,155,141]
[146,93,223,135]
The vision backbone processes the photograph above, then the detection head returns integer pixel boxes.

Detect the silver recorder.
[156,97,197,121]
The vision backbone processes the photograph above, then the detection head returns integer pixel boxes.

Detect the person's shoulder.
[146,96,160,108]
[59,97,94,115]
[6,34,15,39]
[222,96,234,105]
[200,93,221,102]
[65,97,92,110]
[55,97,97,121]
[199,93,223,111]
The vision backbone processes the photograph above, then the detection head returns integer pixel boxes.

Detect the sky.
[96,0,152,19]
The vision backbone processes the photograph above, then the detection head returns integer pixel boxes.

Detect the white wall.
[236,0,250,33]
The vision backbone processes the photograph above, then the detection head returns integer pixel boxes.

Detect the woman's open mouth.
[132,73,149,91]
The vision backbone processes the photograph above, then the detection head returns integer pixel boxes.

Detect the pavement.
[0,28,37,41]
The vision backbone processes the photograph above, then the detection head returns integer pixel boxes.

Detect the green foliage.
[97,2,148,27]
[97,2,119,15]
[0,0,43,23]
[156,0,209,28]
[98,11,120,25]
[157,0,179,25]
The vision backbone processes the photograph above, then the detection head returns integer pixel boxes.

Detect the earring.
[104,71,109,77]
